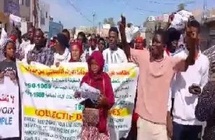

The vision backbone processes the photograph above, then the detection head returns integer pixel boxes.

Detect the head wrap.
[56,33,69,48]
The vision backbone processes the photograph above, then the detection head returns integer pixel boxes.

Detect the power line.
[145,0,195,5]
[145,0,178,5]
[67,0,93,23]
[122,0,195,15]
[122,0,170,14]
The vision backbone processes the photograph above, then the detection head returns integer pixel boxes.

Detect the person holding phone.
[119,14,197,140]
[166,20,209,140]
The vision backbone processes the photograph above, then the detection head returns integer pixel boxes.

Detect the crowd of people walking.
[0,9,215,140]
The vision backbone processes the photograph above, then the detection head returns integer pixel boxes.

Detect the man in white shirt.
[20,26,35,61]
[102,27,128,140]
[103,27,127,64]
[167,20,210,140]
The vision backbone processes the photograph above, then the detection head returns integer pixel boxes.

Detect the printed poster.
[0,77,20,138]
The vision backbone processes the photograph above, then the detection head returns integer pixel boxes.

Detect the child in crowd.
[78,51,114,140]
[0,39,17,84]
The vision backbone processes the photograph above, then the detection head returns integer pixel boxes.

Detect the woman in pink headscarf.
[69,42,84,62]
[79,51,114,140]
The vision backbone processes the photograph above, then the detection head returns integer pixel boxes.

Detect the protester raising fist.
[119,15,126,34]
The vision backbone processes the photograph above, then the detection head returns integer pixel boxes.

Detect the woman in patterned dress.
[194,45,215,140]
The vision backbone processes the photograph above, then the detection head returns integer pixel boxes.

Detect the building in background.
[203,17,215,49]
[139,27,146,39]
[144,9,214,49]
[0,0,35,34]
[49,17,63,38]
[38,0,50,33]
[144,16,158,47]
[19,0,34,34]
[75,26,95,36]
[3,0,20,16]
[191,8,215,50]
[19,0,31,21]
[0,0,20,32]
[97,24,110,37]
[203,8,215,49]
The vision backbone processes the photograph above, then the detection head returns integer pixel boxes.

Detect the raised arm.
[119,15,130,59]
[174,25,198,71]
[184,33,196,70]
[163,13,174,31]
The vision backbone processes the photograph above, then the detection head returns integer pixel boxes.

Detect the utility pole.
[93,12,96,27]
[92,12,96,33]
[98,22,101,36]
[202,0,207,21]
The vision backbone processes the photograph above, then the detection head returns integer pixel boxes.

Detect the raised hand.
[97,94,108,107]
[168,13,175,23]
[119,15,126,33]
[185,24,199,49]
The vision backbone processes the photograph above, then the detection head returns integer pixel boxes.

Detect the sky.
[45,0,215,28]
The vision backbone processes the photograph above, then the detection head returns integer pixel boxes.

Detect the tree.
[178,3,186,11]
[103,17,115,26]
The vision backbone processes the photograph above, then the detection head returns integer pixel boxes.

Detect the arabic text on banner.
[17,62,139,140]
[0,77,20,138]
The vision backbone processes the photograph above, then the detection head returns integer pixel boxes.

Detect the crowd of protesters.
[0,10,215,140]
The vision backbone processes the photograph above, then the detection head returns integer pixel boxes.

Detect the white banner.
[0,77,20,138]
[17,62,139,140]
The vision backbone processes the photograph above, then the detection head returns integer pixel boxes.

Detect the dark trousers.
[120,121,137,140]
[173,122,202,140]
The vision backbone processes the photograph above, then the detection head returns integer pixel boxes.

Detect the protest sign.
[0,77,19,138]
[17,61,139,140]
